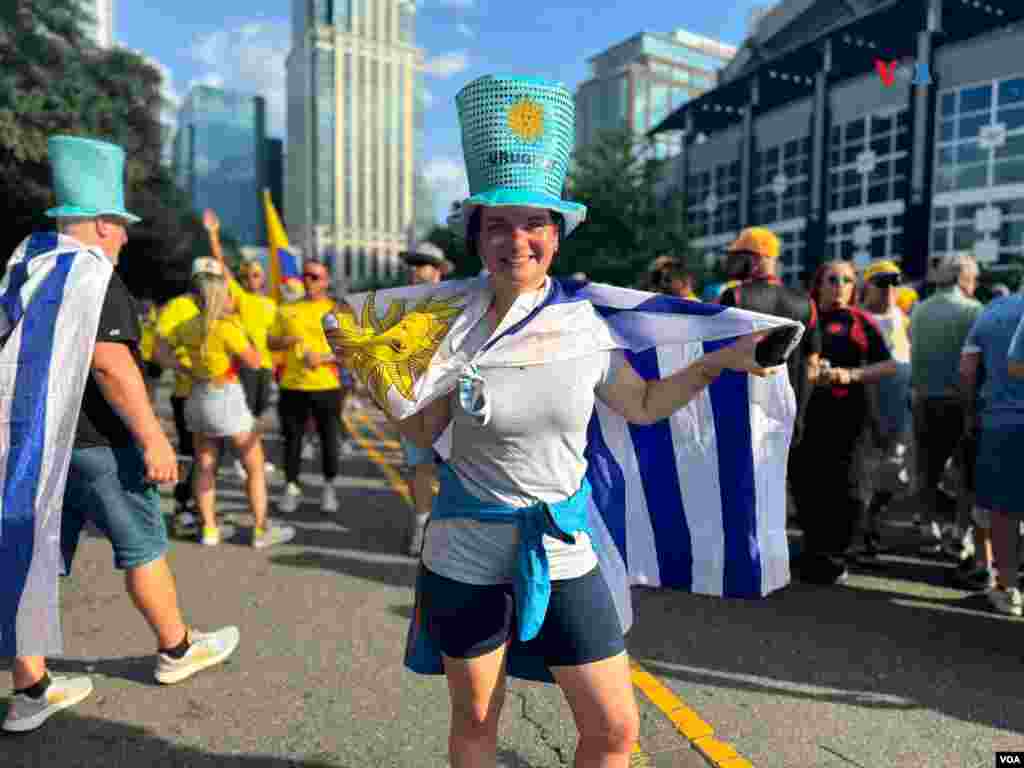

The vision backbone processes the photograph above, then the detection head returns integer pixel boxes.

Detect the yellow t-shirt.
[156,294,201,397]
[165,314,252,381]
[270,298,339,391]
[228,279,277,369]
[139,306,158,361]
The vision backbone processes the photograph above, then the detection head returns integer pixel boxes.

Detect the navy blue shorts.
[61,443,169,573]
[419,565,625,667]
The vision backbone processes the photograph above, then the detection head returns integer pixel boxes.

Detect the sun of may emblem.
[325,291,465,406]
[507,98,544,142]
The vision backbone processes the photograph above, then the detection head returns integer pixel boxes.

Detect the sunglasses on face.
[302,272,324,281]
[870,275,901,288]
[827,275,855,285]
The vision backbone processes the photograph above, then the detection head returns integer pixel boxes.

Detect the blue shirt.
[963,295,1024,428]
[1009,310,1024,364]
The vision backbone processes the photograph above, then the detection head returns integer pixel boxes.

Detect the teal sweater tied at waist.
[431,461,593,642]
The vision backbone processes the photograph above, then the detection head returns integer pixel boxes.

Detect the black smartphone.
[755,325,801,368]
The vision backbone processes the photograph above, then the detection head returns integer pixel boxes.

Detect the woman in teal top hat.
[372,75,770,767]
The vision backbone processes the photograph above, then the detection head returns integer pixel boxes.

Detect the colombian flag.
[263,189,301,303]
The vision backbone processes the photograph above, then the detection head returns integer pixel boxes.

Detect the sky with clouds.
[120,0,767,223]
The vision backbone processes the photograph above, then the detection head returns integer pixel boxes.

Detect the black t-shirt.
[719,277,822,440]
[811,306,892,420]
[75,272,142,449]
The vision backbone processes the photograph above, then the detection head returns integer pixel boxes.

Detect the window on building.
[686,160,740,238]
[932,76,1024,270]
[633,77,648,132]
[825,108,909,264]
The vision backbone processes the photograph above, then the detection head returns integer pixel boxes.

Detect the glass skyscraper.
[576,30,736,159]
[286,0,422,287]
[173,86,268,246]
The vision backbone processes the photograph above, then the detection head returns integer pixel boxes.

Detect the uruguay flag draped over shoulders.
[327,274,803,615]
[0,233,112,657]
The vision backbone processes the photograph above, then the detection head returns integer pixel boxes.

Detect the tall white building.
[287,0,423,287]
[79,0,114,48]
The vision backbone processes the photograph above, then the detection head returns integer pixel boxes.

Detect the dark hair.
[724,250,752,281]
[466,207,565,263]
[662,262,693,285]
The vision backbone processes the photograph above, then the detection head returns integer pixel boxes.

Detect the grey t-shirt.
[421,284,624,585]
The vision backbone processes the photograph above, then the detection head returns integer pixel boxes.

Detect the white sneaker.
[278,482,301,514]
[253,522,296,549]
[321,483,339,514]
[987,587,1023,618]
[155,626,241,684]
[1,675,93,733]
[201,526,221,547]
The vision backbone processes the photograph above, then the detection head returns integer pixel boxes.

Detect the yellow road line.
[349,409,746,767]
[343,411,412,507]
[630,661,753,767]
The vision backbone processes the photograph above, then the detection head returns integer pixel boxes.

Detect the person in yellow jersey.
[155,258,295,549]
[267,259,344,515]
[201,210,279,479]
[138,299,161,400]
[155,285,201,534]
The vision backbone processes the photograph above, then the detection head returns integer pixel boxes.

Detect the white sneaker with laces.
[253,522,296,549]
[1,675,93,733]
[279,482,302,513]
[321,482,339,514]
[155,626,240,685]
[988,587,1023,617]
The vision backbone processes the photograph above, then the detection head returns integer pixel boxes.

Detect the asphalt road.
[2,380,1023,768]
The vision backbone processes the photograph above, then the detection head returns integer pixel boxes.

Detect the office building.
[266,137,285,219]
[286,0,423,287]
[79,0,114,48]
[652,0,1024,286]
[576,30,736,158]
[173,86,268,246]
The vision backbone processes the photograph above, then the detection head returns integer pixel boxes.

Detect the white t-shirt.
[421,281,625,585]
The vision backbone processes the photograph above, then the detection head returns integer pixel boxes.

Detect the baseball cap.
[863,259,901,282]
[191,257,224,278]
[727,227,779,259]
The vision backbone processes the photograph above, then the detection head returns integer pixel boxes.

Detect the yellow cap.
[895,285,919,313]
[863,259,901,281]
[727,227,779,259]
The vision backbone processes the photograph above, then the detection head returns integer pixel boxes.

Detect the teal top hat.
[455,74,586,239]
[45,135,141,224]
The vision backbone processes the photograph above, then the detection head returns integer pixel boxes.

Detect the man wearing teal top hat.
[372,74,770,768]
[1,136,239,733]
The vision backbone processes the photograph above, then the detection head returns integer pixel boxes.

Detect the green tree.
[0,0,210,302]
[560,129,693,287]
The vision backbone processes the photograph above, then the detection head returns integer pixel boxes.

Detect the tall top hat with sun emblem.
[453,74,586,239]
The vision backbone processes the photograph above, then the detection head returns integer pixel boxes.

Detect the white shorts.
[185,381,255,438]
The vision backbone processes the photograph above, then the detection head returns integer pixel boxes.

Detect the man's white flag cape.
[333,275,802,630]
[0,233,112,657]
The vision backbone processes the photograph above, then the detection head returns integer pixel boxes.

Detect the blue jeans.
[60,443,169,573]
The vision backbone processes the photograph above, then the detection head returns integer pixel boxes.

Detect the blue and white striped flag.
[0,233,113,657]
[332,275,802,634]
